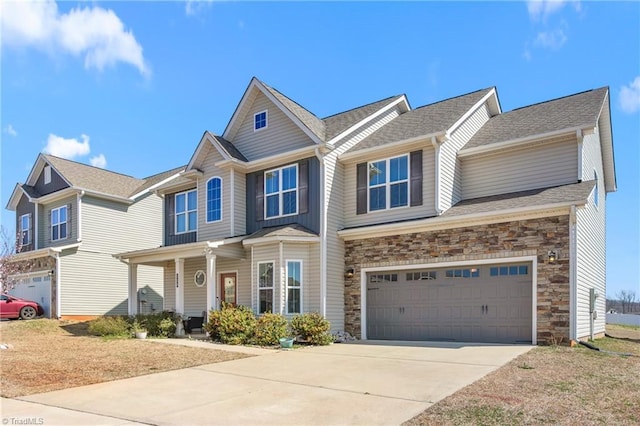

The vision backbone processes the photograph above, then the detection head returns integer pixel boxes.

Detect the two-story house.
[116,77,615,345]
[6,154,181,318]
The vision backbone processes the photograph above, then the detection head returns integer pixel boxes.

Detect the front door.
[220,273,237,306]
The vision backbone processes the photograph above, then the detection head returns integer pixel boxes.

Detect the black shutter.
[356,162,368,215]
[298,160,309,214]
[167,194,175,236]
[410,150,423,207]
[255,173,264,222]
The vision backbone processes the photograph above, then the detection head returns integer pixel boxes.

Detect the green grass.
[609,323,640,331]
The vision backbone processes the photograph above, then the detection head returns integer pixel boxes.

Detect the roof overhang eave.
[337,200,587,241]
[338,131,444,162]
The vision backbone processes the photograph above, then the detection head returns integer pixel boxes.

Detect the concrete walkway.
[4,341,532,425]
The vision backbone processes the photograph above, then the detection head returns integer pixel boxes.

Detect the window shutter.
[255,173,264,222]
[298,160,309,214]
[28,213,33,246]
[48,209,52,243]
[66,203,72,239]
[356,162,367,215]
[410,150,423,207]
[167,194,175,237]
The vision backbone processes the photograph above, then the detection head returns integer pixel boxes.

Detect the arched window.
[207,177,222,222]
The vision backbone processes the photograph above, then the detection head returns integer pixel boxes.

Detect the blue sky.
[1,1,638,298]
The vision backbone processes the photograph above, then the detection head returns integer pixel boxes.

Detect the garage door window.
[370,274,397,283]
[445,268,479,278]
[490,265,529,277]
[406,271,436,281]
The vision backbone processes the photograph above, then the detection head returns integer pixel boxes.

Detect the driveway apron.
[14,341,532,425]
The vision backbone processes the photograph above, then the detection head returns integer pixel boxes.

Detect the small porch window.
[258,262,274,314]
[286,260,302,314]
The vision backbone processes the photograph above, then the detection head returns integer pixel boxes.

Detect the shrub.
[291,312,333,345]
[204,303,256,345]
[129,311,177,338]
[252,312,288,346]
[88,316,131,338]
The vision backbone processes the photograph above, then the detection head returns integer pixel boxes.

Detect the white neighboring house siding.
[342,145,436,228]
[461,134,578,200]
[231,91,316,161]
[197,144,230,242]
[575,125,606,339]
[325,106,402,331]
[440,102,491,210]
[61,193,163,316]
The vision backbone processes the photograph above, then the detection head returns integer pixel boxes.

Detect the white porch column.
[128,263,138,315]
[206,249,217,317]
[175,258,185,314]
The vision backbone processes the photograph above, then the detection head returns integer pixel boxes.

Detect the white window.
[20,214,30,246]
[254,110,267,131]
[44,165,51,184]
[206,177,222,223]
[368,155,409,211]
[51,206,67,241]
[265,164,297,218]
[175,189,197,234]
[258,262,274,314]
[286,260,302,314]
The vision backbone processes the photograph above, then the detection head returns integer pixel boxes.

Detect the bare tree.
[616,290,637,314]
[0,225,32,293]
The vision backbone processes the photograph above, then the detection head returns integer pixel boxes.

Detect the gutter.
[315,147,327,318]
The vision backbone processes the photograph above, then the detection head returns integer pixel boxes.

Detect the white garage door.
[9,275,52,318]
[366,263,532,343]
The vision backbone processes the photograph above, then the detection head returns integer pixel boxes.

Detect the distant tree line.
[606,290,640,314]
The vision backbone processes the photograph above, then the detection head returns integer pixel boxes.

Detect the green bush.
[88,316,131,338]
[130,311,177,338]
[291,312,333,345]
[204,303,256,345]
[252,312,288,346]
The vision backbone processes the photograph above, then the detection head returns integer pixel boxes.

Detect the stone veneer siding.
[344,215,571,345]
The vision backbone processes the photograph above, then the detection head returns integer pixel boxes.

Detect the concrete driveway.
[7,341,532,425]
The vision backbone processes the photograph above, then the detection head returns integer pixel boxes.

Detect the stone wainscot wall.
[344,215,571,345]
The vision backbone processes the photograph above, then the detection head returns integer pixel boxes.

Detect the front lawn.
[0,319,251,398]
[406,324,640,425]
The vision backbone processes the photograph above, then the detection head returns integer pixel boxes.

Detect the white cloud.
[0,0,150,77]
[533,28,567,50]
[527,0,581,22]
[43,133,91,159]
[619,76,640,114]
[185,0,214,16]
[90,154,107,169]
[3,124,18,136]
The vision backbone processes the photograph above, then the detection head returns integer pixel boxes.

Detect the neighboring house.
[115,77,615,345]
[6,154,182,319]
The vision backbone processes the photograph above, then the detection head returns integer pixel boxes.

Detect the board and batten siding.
[325,105,403,331]
[440,102,491,210]
[44,196,78,248]
[60,193,164,316]
[230,91,316,161]
[343,146,436,228]
[575,128,606,339]
[197,144,232,242]
[461,135,579,200]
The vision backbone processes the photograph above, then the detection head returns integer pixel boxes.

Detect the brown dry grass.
[0,319,250,398]
[406,324,640,426]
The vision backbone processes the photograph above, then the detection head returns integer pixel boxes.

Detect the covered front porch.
[116,238,248,318]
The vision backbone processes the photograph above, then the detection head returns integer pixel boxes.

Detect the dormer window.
[44,165,51,184]
[175,189,197,234]
[254,110,267,131]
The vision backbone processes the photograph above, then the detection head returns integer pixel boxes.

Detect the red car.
[0,294,44,320]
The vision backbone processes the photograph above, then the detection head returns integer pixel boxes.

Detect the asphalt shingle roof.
[261,82,326,141]
[323,95,404,141]
[211,134,249,162]
[441,181,595,218]
[245,224,318,240]
[349,88,493,152]
[464,87,608,150]
[43,154,184,199]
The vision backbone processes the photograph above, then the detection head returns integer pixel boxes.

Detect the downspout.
[54,252,61,319]
[230,168,235,236]
[576,130,584,180]
[431,137,442,215]
[569,205,578,341]
[279,240,284,315]
[314,148,327,317]
[251,245,255,314]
